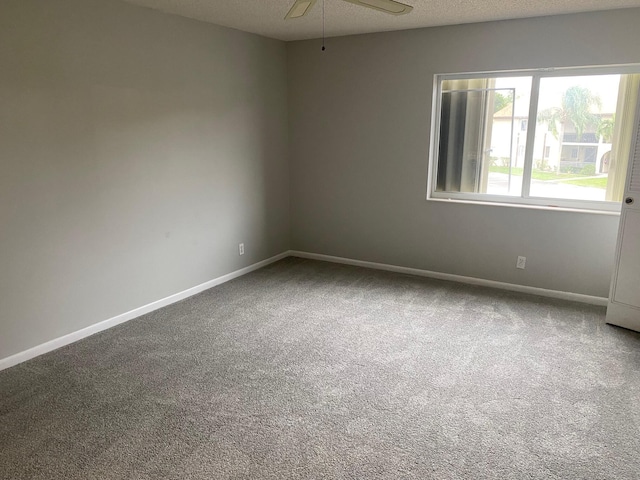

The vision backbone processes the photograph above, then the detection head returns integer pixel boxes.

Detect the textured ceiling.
[119,0,640,41]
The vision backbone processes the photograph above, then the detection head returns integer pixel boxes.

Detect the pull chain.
[322,0,326,51]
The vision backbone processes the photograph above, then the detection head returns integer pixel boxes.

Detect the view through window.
[431,67,640,210]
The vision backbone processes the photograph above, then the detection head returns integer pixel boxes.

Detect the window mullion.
[522,75,541,198]
[428,76,444,198]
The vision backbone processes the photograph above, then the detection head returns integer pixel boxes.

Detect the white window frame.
[427,64,640,214]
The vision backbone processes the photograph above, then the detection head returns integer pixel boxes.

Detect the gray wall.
[0,0,290,359]
[288,9,640,298]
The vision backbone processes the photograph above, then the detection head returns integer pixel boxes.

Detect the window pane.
[529,74,621,202]
[435,77,531,196]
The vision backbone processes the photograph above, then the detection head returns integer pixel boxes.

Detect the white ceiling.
[120,0,640,41]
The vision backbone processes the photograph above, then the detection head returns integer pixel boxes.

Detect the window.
[429,66,640,212]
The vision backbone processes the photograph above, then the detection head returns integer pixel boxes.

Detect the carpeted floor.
[1,257,639,479]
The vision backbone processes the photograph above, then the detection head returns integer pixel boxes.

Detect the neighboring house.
[491,100,538,169]
[491,100,613,173]
[559,118,613,173]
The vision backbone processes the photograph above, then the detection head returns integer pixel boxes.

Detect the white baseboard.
[0,251,290,372]
[290,251,608,307]
[1,249,607,372]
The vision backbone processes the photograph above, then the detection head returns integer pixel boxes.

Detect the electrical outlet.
[516,256,526,269]
[239,243,245,256]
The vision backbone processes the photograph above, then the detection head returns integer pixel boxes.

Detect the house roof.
[494,102,529,119]
[493,100,616,120]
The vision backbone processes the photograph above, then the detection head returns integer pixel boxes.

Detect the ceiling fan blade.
[285,0,318,19]
[341,0,413,15]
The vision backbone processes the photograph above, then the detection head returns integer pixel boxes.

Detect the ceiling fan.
[285,0,413,20]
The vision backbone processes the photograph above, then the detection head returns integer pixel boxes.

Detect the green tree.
[493,92,513,113]
[538,86,602,142]
[597,115,615,143]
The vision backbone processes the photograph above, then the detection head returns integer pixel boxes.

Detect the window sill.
[426,196,621,216]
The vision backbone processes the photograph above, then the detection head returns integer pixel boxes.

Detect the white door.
[606,98,640,332]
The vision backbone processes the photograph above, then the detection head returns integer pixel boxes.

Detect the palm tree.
[538,87,602,172]
[596,115,615,143]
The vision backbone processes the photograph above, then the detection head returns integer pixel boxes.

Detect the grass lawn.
[489,166,585,181]
[560,177,608,189]
[490,166,524,176]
